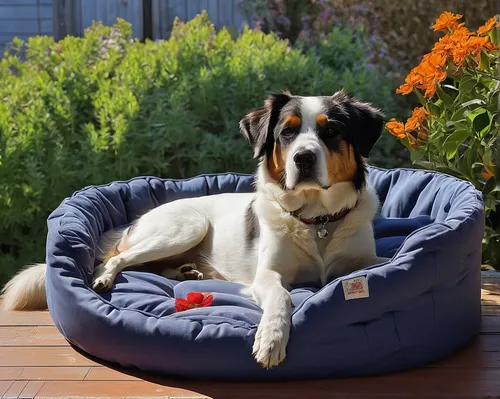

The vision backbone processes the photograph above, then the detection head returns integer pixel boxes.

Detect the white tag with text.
[342,276,369,300]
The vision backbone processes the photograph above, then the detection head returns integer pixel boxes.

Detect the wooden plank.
[0,20,39,34]
[0,347,98,367]
[0,5,51,20]
[0,368,22,381]
[34,381,205,398]
[75,369,500,399]
[52,0,65,39]
[151,0,161,40]
[80,0,97,33]
[169,0,186,22]
[0,326,68,347]
[0,312,53,327]
[232,0,247,30]
[70,0,83,36]
[0,1,36,5]
[199,0,209,14]
[218,0,233,27]
[3,381,28,399]
[206,0,219,26]
[187,0,200,20]
[143,0,152,39]
[483,305,500,315]
[161,0,174,39]
[480,315,500,333]
[94,0,106,24]
[18,382,43,399]
[107,0,117,25]
[481,279,500,305]
[84,367,140,381]
[17,367,90,381]
[125,0,143,39]
[0,327,36,345]
[0,382,13,398]
[39,19,52,34]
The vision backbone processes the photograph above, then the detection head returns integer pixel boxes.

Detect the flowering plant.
[386,12,500,268]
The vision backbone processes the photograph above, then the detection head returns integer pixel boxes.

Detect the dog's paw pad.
[183,269,204,280]
[252,317,290,369]
[92,275,113,292]
[179,263,197,273]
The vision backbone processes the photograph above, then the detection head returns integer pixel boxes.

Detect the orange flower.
[386,119,406,138]
[405,116,418,131]
[405,107,429,142]
[452,46,468,65]
[477,16,498,36]
[424,78,437,98]
[411,107,428,121]
[481,169,495,179]
[396,83,413,95]
[424,51,447,68]
[485,41,499,51]
[433,11,463,32]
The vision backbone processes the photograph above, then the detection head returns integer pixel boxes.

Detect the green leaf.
[467,108,493,138]
[483,149,493,169]
[441,84,459,92]
[480,50,490,71]
[483,176,496,196]
[443,129,471,160]
[489,26,499,46]
[427,102,442,117]
[436,84,453,106]
[461,99,486,108]
[410,149,426,164]
[458,78,477,95]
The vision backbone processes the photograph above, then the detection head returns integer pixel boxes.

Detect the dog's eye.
[281,127,296,137]
[324,125,339,135]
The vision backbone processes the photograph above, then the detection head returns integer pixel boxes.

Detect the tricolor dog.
[2,90,388,369]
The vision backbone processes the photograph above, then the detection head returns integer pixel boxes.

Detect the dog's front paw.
[92,263,114,292]
[252,314,291,369]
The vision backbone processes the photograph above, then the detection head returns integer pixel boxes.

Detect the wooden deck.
[0,275,499,399]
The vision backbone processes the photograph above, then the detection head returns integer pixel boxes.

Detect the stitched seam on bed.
[363,323,373,362]
[391,312,402,352]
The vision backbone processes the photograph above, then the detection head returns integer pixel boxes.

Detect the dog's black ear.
[240,92,291,159]
[334,90,386,158]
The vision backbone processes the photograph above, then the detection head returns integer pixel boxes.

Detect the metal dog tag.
[317,226,329,239]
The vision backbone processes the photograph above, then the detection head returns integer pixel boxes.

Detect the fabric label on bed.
[342,276,369,300]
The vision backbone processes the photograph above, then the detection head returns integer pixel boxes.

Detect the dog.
[2,89,387,369]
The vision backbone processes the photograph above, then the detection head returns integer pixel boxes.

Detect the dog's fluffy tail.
[2,227,129,312]
[1,263,47,311]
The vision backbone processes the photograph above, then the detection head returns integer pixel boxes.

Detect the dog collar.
[290,208,352,225]
[289,204,356,239]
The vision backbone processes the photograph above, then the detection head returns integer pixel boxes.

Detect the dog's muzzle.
[293,150,317,180]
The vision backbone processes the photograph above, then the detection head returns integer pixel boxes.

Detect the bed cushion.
[45,167,484,380]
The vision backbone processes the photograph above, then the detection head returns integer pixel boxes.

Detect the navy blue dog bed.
[45,167,484,380]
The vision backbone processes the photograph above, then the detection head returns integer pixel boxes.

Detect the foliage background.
[0,12,406,285]
[242,0,498,79]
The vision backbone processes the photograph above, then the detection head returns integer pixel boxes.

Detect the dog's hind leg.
[92,209,209,292]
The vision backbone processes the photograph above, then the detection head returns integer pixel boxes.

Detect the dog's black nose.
[293,150,316,169]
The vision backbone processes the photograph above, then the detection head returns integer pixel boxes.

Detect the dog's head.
[240,90,385,192]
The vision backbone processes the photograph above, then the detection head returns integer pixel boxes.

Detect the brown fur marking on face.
[316,114,328,127]
[283,115,301,128]
[323,140,359,184]
[267,141,287,182]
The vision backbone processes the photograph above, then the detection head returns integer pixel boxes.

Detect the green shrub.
[0,12,405,285]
